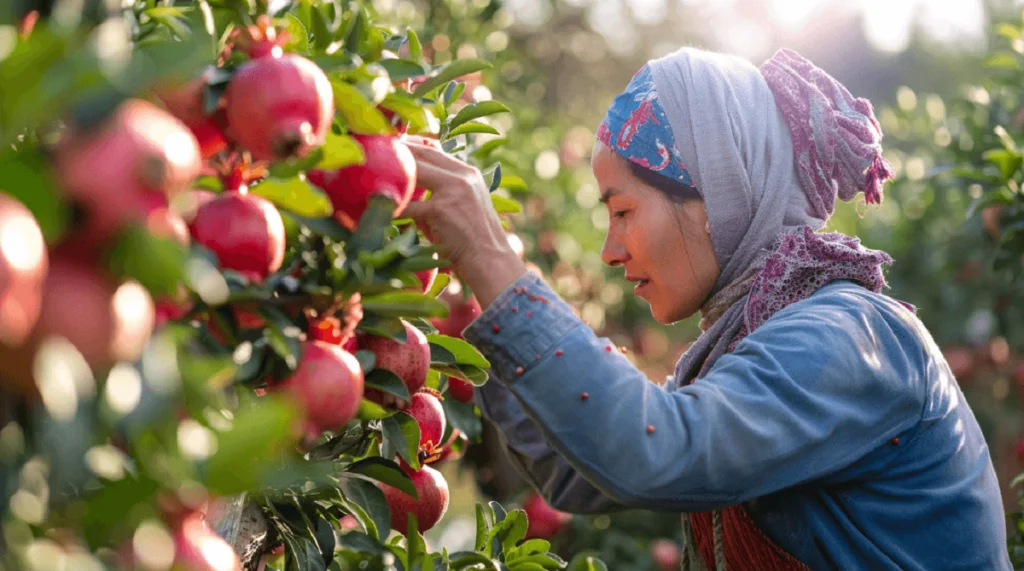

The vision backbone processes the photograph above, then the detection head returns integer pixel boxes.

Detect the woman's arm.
[465,273,927,512]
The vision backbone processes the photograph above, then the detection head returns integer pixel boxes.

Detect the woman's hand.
[402,139,527,308]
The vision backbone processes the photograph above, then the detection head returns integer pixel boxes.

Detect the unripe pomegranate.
[189,190,286,282]
[278,341,365,434]
[224,54,333,162]
[0,194,48,347]
[431,282,482,339]
[172,512,241,571]
[522,493,570,540]
[157,73,229,160]
[378,463,449,535]
[36,258,155,371]
[363,320,430,395]
[307,135,416,230]
[54,99,201,254]
[649,539,683,571]
[447,378,474,404]
[407,389,445,453]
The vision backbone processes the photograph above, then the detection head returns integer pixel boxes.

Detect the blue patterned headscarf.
[596,64,695,189]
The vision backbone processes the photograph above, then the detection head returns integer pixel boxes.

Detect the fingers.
[406,140,473,172]
[411,158,481,200]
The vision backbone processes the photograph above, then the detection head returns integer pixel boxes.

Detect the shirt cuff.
[463,272,584,381]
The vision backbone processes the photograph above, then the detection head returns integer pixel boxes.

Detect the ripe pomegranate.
[157,72,229,160]
[981,205,1004,241]
[407,389,446,453]
[172,511,241,571]
[433,429,467,464]
[431,281,481,339]
[942,346,975,382]
[307,135,416,230]
[378,463,449,535]
[278,341,365,434]
[415,267,438,294]
[649,539,683,571]
[363,320,430,395]
[447,378,475,404]
[54,99,201,254]
[189,190,286,282]
[0,195,48,347]
[224,53,333,162]
[522,493,570,540]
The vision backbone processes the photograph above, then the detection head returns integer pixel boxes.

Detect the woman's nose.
[601,231,629,267]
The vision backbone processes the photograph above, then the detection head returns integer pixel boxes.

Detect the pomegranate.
[406,389,446,453]
[415,267,438,294]
[0,194,48,347]
[341,335,359,354]
[432,429,467,464]
[224,53,333,162]
[309,316,344,345]
[649,539,683,571]
[307,135,416,230]
[189,189,286,282]
[363,320,430,395]
[172,512,241,571]
[278,341,365,434]
[54,99,201,254]
[378,463,449,535]
[157,72,229,160]
[431,281,481,339]
[981,205,1003,241]
[447,378,475,404]
[522,493,570,540]
[942,346,975,382]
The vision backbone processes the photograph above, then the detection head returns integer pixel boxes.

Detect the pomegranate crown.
[237,16,291,60]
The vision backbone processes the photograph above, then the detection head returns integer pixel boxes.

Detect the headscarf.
[597,47,899,570]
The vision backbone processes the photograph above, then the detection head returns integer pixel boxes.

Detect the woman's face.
[592,143,720,324]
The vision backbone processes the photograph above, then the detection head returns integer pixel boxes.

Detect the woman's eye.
[612,210,628,219]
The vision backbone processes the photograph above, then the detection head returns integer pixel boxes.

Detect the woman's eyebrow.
[599,187,621,204]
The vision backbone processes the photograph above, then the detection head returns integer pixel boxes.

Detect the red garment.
[690,506,812,570]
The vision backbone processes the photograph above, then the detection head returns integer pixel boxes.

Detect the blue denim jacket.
[464,273,1011,570]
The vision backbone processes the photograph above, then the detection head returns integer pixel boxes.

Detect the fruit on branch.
[145,204,194,327]
[431,281,481,339]
[407,388,446,454]
[378,463,450,534]
[363,320,430,395]
[0,194,48,347]
[432,429,467,464]
[649,539,683,571]
[157,71,229,160]
[415,267,438,294]
[279,341,365,434]
[305,294,362,345]
[446,378,474,404]
[522,493,571,540]
[172,511,241,571]
[224,51,333,162]
[307,135,416,230]
[189,190,286,282]
[53,99,201,254]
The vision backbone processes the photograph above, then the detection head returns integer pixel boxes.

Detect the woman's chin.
[648,300,695,325]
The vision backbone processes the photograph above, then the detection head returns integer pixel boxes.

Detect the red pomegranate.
[415,267,438,294]
[309,316,344,345]
[157,72,229,160]
[378,463,449,535]
[172,511,241,571]
[407,389,446,453]
[649,539,683,571]
[942,346,975,382]
[54,99,201,254]
[189,190,286,282]
[279,341,365,434]
[431,281,482,339]
[363,320,430,395]
[307,135,416,230]
[224,53,333,162]
[0,194,48,347]
[433,429,467,464]
[447,378,474,404]
[522,493,570,540]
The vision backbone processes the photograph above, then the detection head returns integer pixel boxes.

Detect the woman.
[404,47,1010,570]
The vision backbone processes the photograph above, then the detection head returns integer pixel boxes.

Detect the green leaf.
[566,553,607,571]
[381,412,421,470]
[80,476,160,547]
[358,314,409,341]
[449,101,511,130]
[203,397,301,495]
[499,175,529,192]
[444,396,483,441]
[430,343,457,366]
[509,563,547,571]
[357,398,392,420]
[434,364,489,386]
[285,212,351,242]
[475,504,491,552]
[107,225,189,298]
[346,457,416,497]
[426,335,491,368]
[407,514,426,567]
[982,148,1023,180]
[310,5,333,51]
[506,539,551,560]
[474,138,508,160]
[491,194,522,214]
[0,151,67,242]
[997,23,1021,41]
[445,81,467,106]
[251,176,333,217]
[264,307,303,371]
[407,28,423,61]
[379,92,431,133]
[331,80,392,134]
[491,509,528,556]
[426,273,452,298]
[488,163,503,193]
[283,13,311,54]
[338,477,389,539]
[447,121,500,138]
[983,52,1020,70]
[365,369,411,401]
[285,535,327,571]
[379,58,429,81]
[317,131,366,170]
[413,59,493,97]
[450,552,497,569]
[362,292,449,318]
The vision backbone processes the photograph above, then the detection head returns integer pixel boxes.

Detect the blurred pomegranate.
[0,194,48,347]
[522,493,570,540]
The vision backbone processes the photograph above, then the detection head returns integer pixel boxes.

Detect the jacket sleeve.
[464,273,927,512]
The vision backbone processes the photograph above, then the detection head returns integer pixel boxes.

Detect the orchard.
[0,1,604,570]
